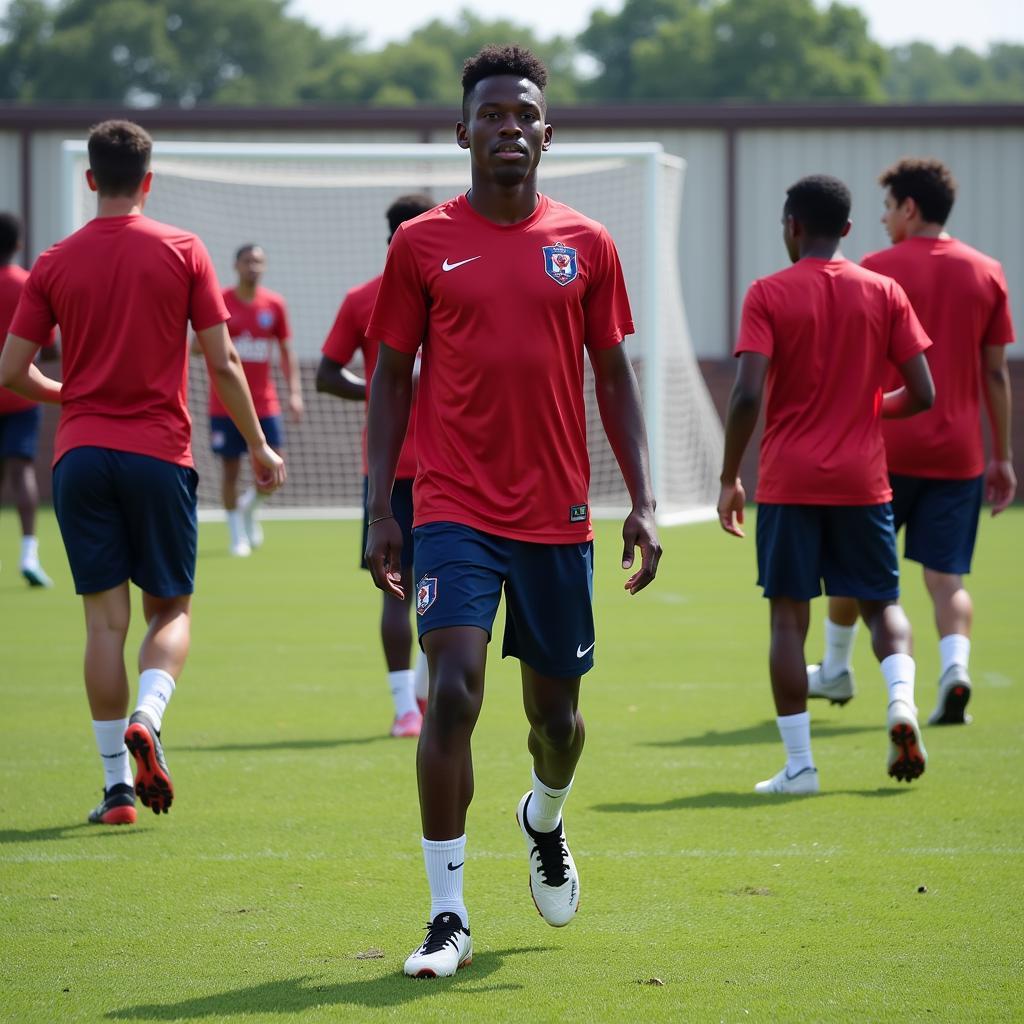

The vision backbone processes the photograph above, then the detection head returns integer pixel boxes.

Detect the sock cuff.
[777,711,810,727]
[140,668,176,691]
[532,767,573,797]
[881,653,915,682]
[422,835,466,854]
[825,618,858,638]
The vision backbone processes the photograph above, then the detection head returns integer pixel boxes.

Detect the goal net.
[61,141,722,523]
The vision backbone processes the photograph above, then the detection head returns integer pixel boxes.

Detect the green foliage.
[886,41,1024,102]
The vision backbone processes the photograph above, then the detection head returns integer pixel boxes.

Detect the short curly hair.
[879,158,956,225]
[784,174,852,237]
[461,45,548,118]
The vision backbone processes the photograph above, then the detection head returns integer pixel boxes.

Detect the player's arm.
[880,353,934,419]
[365,341,415,599]
[197,321,285,492]
[0,334,61,403]
[981,344,1016,515]
[718,351,768,538]
[314,355,366,401]
[589,343,661,594]
[279,337,304,422]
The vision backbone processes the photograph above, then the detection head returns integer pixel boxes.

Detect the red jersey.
[862,237,1015,479]
[0,265,36,415]
[208,286,291,419]
[367,193,634,543]
[736,258,932,505]
[322,273,418,480]
[9,214,228,467]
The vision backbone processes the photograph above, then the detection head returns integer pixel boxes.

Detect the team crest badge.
[416,576,438,616]
[542,243,579,286]
[257,309,275,329]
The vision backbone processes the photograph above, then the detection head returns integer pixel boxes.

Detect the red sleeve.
[366,226,427,354]
[8,264,57,348]
[582,228,634,350]
[887,280,932,365]
[734,280,773,358]
[275,297,292,343]
[982,267,1015,348]
[188,237,230,332]
[321,291,366,365]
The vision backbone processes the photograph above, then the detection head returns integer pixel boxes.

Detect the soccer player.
[316,193,435,739]
[0,212,53,587]
[209,244,300,556]
[0,120,285,825]
[717,174,935,795]
[364,45,661,979]
[808,160,1016,726]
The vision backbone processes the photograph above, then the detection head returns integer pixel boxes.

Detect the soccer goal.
[61,140,723,524]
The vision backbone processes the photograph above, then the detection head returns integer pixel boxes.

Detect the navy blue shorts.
[756,503,899,601]
[0,406,42,460]
[210,415,283,459]
[53,447,198,597]
[361,476,415,571]
[413,522,595,678]
[891,473,984,575]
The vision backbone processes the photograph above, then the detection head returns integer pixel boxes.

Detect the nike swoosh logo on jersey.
[441,256,482,272]
[577,642,596,658]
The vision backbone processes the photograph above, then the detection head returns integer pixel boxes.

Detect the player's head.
[457,45,552,186]
[0,211,21,264]
[879,158,956,242]
[386,194,434,243]
[234,243,266,287]
[782,175,852,262]
[86,120,153,199]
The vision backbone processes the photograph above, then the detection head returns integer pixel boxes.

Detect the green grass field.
[2,509,1022,1023]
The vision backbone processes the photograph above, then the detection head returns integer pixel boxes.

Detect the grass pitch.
[1,509,1021,1023]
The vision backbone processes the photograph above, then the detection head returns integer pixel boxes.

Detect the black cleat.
[88,783,137,825]
[124,711,174,814]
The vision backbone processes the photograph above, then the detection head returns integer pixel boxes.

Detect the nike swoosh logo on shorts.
[441,256,482,272]
[577,642,595,658]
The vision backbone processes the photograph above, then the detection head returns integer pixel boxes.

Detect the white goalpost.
[61,140,723,525]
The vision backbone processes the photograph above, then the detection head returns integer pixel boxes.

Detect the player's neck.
[466,180,540,226]
[798,239,843,261]
[96,196,144,218]
[904,222,945,240]
[235,282,258,301]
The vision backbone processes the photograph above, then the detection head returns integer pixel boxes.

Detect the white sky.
[289,0,1024,52]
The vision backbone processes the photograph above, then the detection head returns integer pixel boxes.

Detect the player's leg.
[52,447,136,824]
[210,415,249,556]
[924,569,973,723]
[1,408,52,586]
[806,594,858,704]
[238,415,283,550]
[753,504,821,794]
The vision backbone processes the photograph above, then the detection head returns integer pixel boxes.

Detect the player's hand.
[718,478,746,537]
[288,392,304,423]
[365,516,405,599]
[250,443,286,493]
[621,503,661,594]
[985,458,1017,516]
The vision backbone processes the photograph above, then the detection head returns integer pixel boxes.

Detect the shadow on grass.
[176,735,388,754]
[106,946,550,1019]
[646,719,878,748]
[0,822,149,844]
[593,787,913,813]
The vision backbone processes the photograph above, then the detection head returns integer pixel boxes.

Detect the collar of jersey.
[457,192,550,231]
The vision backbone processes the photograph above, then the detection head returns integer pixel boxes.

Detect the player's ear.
[455,122,470,151]
[141,170,153,195]
[840,220,852,238]
[541,123,553,152]
[85,169,98,193]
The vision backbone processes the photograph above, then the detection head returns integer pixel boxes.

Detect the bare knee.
[530,707,580,753]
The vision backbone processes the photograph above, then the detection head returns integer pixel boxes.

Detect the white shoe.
[515,792,580,927]
[404,912,472,978]
[21,561,53,587]
[229,539,252,558]
[239,491,264,549]
[754,765,820,795]
[888,699,927,782]
[806,663,855,705]
[928,665,972,725]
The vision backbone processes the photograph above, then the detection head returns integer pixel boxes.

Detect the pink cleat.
[391,710,423,738]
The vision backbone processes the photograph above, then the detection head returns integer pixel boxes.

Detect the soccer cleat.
[515,792,580,927]
[390,709,423,738]
[229,539,252,558]
[87,783,137,825]
[806,663,855,705]
[928,665,973,725]
[239,492,264,549]
[404,912,472,978]
[754,765,820,795]
[887,700,927,782]
[124,710,174,814]
[21,562,53,588]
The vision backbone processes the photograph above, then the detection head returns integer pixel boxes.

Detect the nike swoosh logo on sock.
[447,861,464,871]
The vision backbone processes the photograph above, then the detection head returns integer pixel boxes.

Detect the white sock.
[939,634,970,674]
[881,653,916,708]
[526,768,573,833]
[776,711,814,774]
[422,835,468,928]
[241,486,265,511]
[20,535,39,568]
[388,669,418,717]
[823,618,858,677]
[413,654,429,702]
[227,509,246,546]
[135,669,175,732]
[92,718,133,791]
